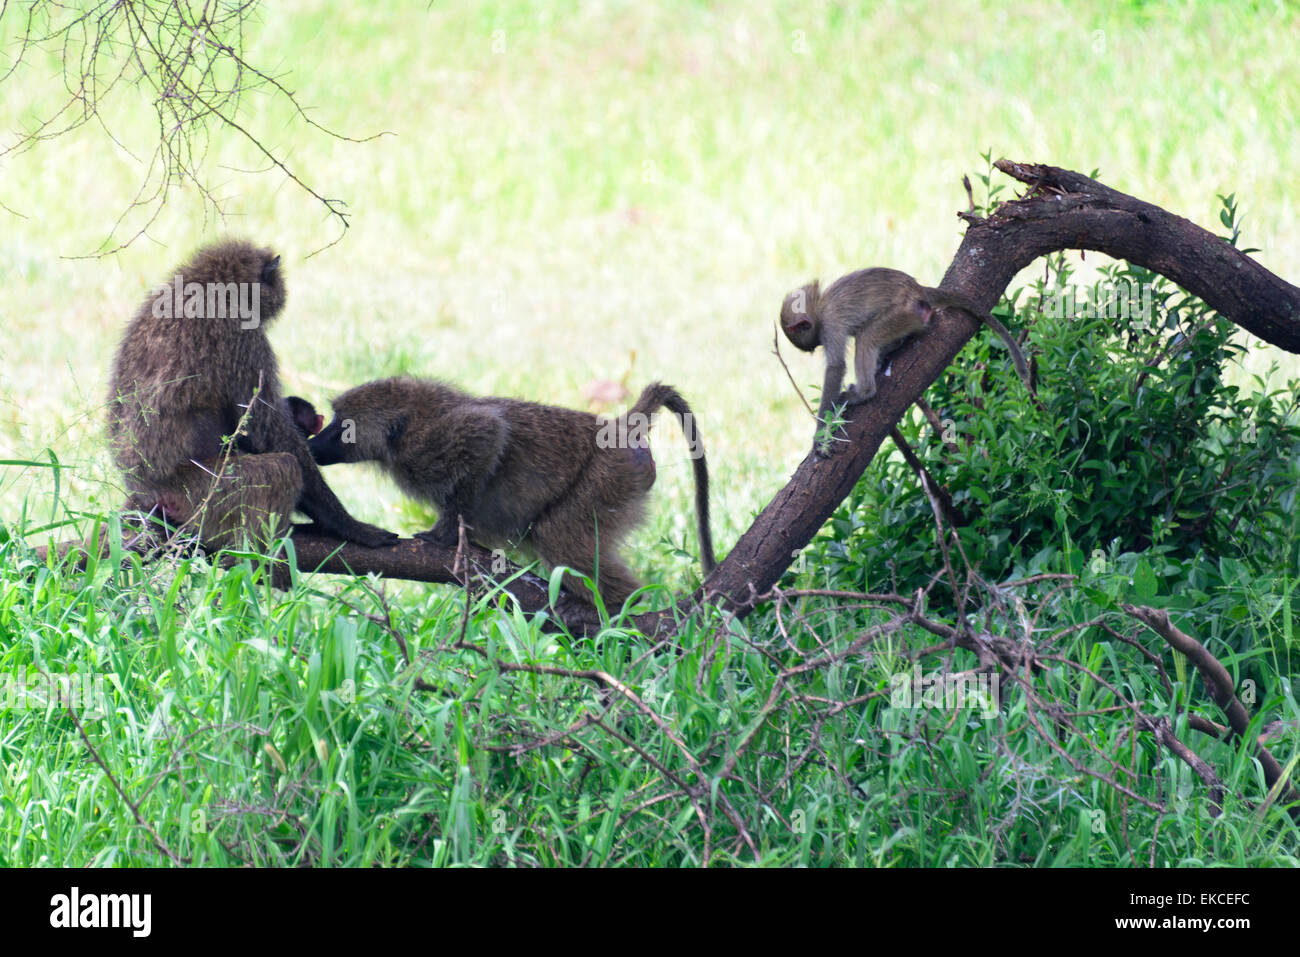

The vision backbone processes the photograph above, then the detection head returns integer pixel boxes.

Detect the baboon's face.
[308,401,405,466]
[307,417,355,465]
[780,284,821,352]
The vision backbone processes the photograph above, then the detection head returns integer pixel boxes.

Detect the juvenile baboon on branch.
[781,267,1035,451]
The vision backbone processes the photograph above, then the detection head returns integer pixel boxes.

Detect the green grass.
[5,540,1297,866]
[1,0,1299,866]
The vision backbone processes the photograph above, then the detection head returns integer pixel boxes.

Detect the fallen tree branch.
[705,160,1300,615]
[34,162,1300,636]
[1123,603,1300,817]
[34,523,662,637]
[289,528,696,637]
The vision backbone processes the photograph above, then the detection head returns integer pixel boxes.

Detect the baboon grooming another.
[107,239,398,552]
[308,377,717,605]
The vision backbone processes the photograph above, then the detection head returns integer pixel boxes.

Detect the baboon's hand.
[812,407,842,458]
[338,519,400,548]
[845,385,874,405]
[415,523,458,548]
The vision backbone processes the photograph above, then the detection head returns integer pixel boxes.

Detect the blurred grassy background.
[2,0,1297,582]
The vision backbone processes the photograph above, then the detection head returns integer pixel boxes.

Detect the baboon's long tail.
[925,287,1035,397]
[628,382,717,575]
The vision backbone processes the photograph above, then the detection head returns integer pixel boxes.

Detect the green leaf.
[1133,560,1158,601]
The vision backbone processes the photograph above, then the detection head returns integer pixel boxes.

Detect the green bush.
[805,196,1300,608]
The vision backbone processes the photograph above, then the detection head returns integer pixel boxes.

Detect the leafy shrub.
[802,196,1300,606]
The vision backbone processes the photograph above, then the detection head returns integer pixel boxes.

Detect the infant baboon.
[282,396,324,439]
[309,377,717,605]
[781,267,1033,450]
[107,239,398,553]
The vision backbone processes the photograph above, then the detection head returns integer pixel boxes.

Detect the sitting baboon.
[107,239,398,554]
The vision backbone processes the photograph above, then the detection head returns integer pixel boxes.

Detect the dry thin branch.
[1142,715,1225,817]
[890,426,967,529]
[1123,603,1300,816]
[64,692,186,864]
[1,1,391,251]
[771,322,816,417]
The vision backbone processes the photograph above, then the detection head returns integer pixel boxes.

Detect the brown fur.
[781,267,1032,448]
[124,453,304,553]
[309,377,716,605]
[106,238,398,553]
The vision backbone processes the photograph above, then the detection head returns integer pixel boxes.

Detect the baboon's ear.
[261,255,281,285]
[388,415,408,444]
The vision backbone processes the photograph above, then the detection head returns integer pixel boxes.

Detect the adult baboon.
[107,239,398,553]
[309,377,716,605]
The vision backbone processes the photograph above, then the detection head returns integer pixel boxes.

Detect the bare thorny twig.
[1,0,391,254]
